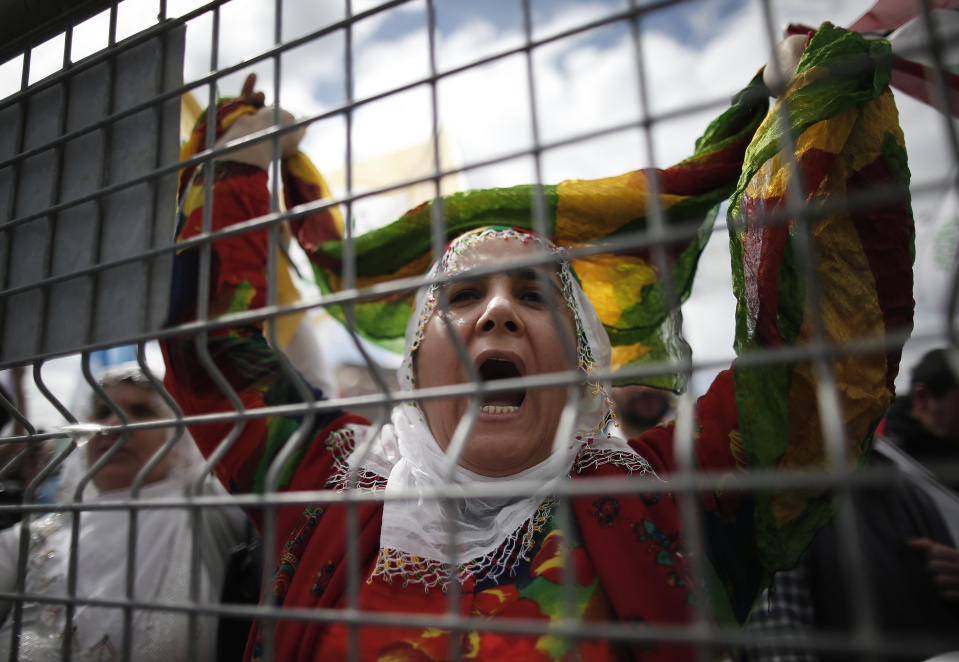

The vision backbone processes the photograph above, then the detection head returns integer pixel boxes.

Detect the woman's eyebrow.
[443,276,483,290]
[445,267,562,291]
[513,267,564,292]
[513,267,540,281]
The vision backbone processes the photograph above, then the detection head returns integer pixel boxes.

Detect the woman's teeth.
[481,405,519,415]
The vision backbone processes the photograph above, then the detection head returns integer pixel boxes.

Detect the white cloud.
[529,1,629,44]
[353,27,431,102]
[436,15,519,72]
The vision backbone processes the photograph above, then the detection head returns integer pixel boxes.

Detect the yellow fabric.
[273,246,306,349]
[609,341,653,371]
[743,108,858,203]
[180,179,206,220]
[180,93,202,142]
[572,254,658,328]
[555,171,683,245]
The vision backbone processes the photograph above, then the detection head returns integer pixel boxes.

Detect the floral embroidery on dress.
[272,505,324,603]
[629,518,688,589]
[590,497,620,527]
[311,561,337,596]
[354,514,618,661]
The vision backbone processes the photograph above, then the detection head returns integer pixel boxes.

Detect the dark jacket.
[808,398,959,660]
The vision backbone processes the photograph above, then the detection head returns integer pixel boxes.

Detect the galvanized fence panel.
[0,1,957,661]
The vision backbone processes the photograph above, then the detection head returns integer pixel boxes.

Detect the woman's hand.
[908,538,959,603]
[763,33,808,96]
[214,73,305,169]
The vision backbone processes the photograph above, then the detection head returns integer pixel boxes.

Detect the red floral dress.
[309,513,620,661]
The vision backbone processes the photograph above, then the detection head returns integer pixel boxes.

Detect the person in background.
[611,384,674,437]
[744,347,959,662]
[882,348,959,480]
[0,364,246,661]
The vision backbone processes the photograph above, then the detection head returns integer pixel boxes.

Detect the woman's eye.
[448,288,479,304]
[519,288,546,303]
[128,404,159,420]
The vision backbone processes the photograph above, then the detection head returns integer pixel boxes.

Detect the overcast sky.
[2,0,956,428]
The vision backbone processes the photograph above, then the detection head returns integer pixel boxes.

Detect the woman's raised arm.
[634,23,914,625]
[161,79,351,499]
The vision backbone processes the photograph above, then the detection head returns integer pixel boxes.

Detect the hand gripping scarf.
[177,85,345,349]
[797,1,959,116]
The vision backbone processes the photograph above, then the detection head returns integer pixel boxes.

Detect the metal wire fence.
[0,0,958,660]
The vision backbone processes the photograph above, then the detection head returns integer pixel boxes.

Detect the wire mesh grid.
[0,0,957,660]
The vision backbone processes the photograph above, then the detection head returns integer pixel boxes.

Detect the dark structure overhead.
[0,0,119,64]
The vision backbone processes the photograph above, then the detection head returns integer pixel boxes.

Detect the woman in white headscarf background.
[0,365,247,661]
[161,24,914,662]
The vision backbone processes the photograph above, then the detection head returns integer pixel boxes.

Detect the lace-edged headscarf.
[340,227,654,590]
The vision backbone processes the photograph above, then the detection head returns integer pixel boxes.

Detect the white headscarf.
[57,363,207,502]
[339,228,654,589]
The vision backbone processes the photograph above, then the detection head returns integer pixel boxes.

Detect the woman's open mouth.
[477,357,526,414]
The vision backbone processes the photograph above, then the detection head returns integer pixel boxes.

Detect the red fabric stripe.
[795,147,839,199]
[848,156,915,392]
[283,169,342,254]
[658,133,756,196]
[603,134,761,266]
[740,193,789,347]
[847,0,959,34]
[890,55,959,117]
[735,146,839,347]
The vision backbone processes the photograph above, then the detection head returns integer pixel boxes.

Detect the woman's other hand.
[214,73,305,169]
[763,33,808,96]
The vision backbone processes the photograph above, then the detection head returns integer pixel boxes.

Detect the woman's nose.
[477,295,522,334]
